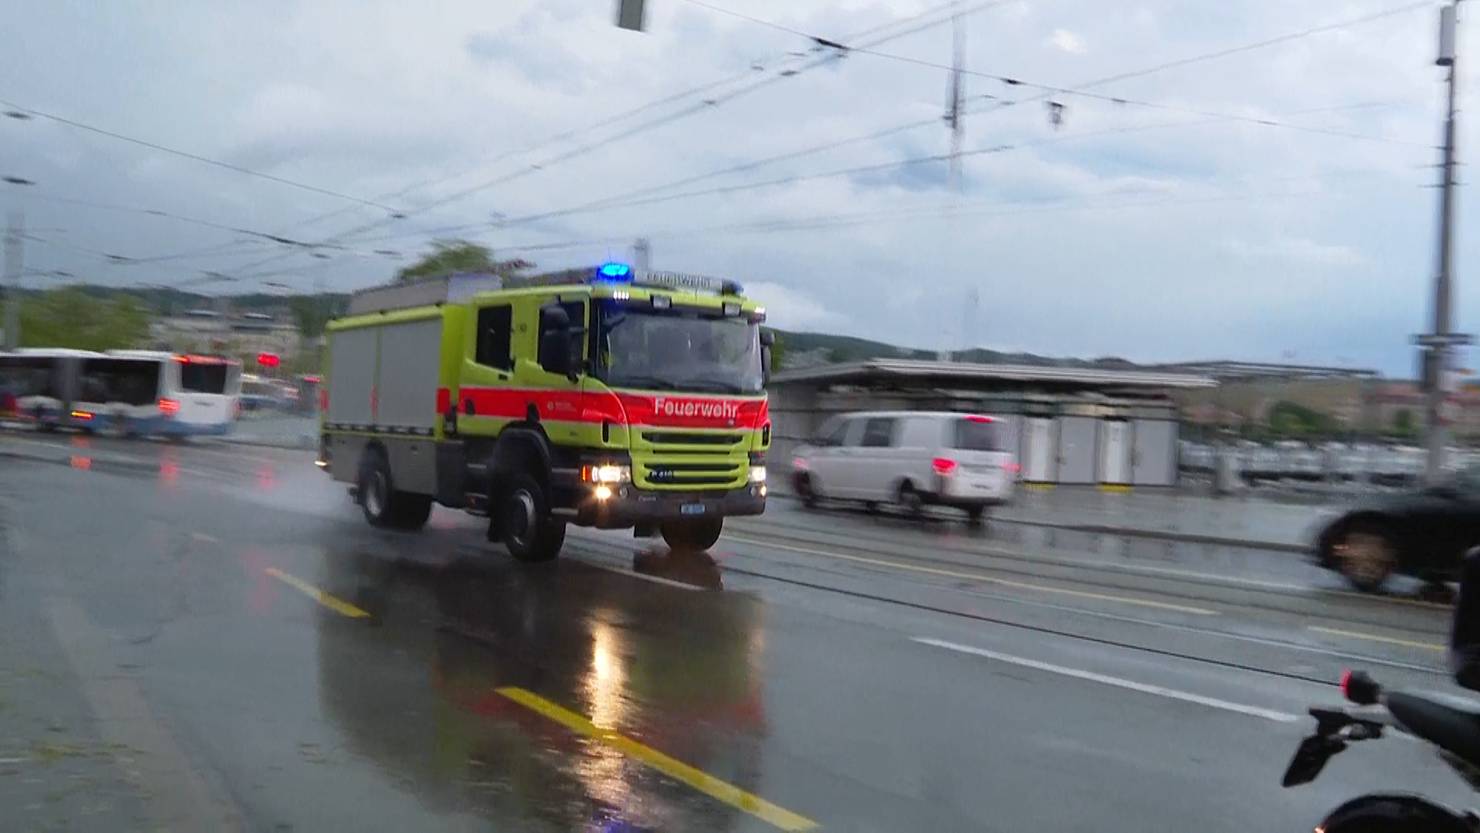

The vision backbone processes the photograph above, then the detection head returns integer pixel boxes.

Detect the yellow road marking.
[497,687,817,831]
[264,568,370,619]
[1097,484,1132,494]
[722,534,1217,616]
[1309,625,1445,652]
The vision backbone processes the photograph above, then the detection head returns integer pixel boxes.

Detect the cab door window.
[475,305,513,370]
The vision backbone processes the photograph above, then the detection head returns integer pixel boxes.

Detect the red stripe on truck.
[440,386,766,429]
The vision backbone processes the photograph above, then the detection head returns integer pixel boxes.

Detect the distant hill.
[18,284,351,318]
[766,328,1140,372]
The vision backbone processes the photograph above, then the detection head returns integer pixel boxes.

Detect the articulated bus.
[0,349,242,437]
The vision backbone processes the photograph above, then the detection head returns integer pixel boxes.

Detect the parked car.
[790,410,1017,526]
[1313,465,1480,591]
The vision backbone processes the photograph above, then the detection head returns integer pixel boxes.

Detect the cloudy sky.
[0,0,1471,374]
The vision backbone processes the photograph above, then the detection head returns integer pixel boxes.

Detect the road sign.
[1413,333,1475,347]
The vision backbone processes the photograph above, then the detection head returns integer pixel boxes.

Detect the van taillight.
[1004,462,1022,474]
[932,457,958,476]
[158,398,180,416]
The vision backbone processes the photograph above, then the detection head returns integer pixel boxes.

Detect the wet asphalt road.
[0,432,1475,832]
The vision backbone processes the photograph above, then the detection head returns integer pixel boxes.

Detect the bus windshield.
[595,303,763,395]
[180,361,230,394]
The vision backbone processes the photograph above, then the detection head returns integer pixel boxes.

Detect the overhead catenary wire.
[169,0,1019,289]
[353,0,1440,247]
[0,97,400,212]
[276,0,972,237]
[232,170,1398,291]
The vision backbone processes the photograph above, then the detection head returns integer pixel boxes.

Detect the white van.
[790,410,1017,525]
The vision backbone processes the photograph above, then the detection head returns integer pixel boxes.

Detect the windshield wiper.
[676,380,750,394]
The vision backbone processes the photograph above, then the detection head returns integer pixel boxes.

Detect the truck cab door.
[459,302,515,437]
[522,297,590,447]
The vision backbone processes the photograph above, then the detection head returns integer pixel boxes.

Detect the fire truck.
[319,263,772,561]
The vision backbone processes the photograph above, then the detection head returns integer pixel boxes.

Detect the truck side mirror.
[539,305,573,378]
[760,330,775,384]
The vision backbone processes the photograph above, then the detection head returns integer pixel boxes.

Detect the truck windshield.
[596,303,763,395]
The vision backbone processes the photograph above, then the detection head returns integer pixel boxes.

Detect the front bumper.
[576,483,767,528]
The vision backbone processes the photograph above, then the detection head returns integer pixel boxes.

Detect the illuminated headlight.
[594,485,613,501]
[583,464,631,483]
[596,464,629,483]
[748,465,767,483]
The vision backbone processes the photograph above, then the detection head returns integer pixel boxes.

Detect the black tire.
[863,501,880,514]
[358,449,396,527]
[1334,519,1398,592]
[499,472,565,562]
[390,493,433,530]
[661,518,723,552]
[896,481,924,519]
[965,505,986,528]
[795,473,819,509]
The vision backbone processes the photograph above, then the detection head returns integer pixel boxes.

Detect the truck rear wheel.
[499,473,565,562]
[358,448,432,531]
[358,449,396,527]
[661,518,723,552]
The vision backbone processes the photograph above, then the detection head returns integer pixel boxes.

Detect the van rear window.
[953,418,1007,451]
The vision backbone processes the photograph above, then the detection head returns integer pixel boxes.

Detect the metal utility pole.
[2,212,23,350]
[633,237,651,271]
[1423,2,1468,483]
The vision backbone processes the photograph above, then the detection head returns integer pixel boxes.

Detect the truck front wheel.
[499,473,565,562]
[661,518,723,552]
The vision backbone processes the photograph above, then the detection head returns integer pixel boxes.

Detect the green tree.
[396,240,534,283]
[18,288,151,351]
[1392,408,1416,438]
[289,295,333,340]
[1266,400,1335,438]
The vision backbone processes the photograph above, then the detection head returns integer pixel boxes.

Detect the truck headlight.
[749,465,767,483]
[582,464,631,483]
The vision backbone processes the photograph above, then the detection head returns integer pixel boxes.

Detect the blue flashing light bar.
[597,262,633,280]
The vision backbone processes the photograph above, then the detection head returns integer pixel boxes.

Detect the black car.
[1314,466,1480,591]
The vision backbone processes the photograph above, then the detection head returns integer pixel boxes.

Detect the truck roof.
[345,263,749,317]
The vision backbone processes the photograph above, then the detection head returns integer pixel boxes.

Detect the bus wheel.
[661,518,723,552]
[499,473,565,562]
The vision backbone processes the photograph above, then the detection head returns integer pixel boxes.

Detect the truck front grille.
[635,460,745,489]
[635,429,750,489]
[641,430,745,449]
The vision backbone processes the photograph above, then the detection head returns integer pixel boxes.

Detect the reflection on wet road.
[0,433,1475,832]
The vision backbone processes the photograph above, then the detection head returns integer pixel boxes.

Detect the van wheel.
[661,518,723,552]
[896,481,924,518]
[358,449,396,527]
[500,473,565,562]
[794,473,819,508]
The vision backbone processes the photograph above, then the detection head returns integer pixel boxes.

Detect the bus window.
[79,359,160,406]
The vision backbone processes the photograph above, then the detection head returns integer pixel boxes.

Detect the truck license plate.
[681,503,706,515]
